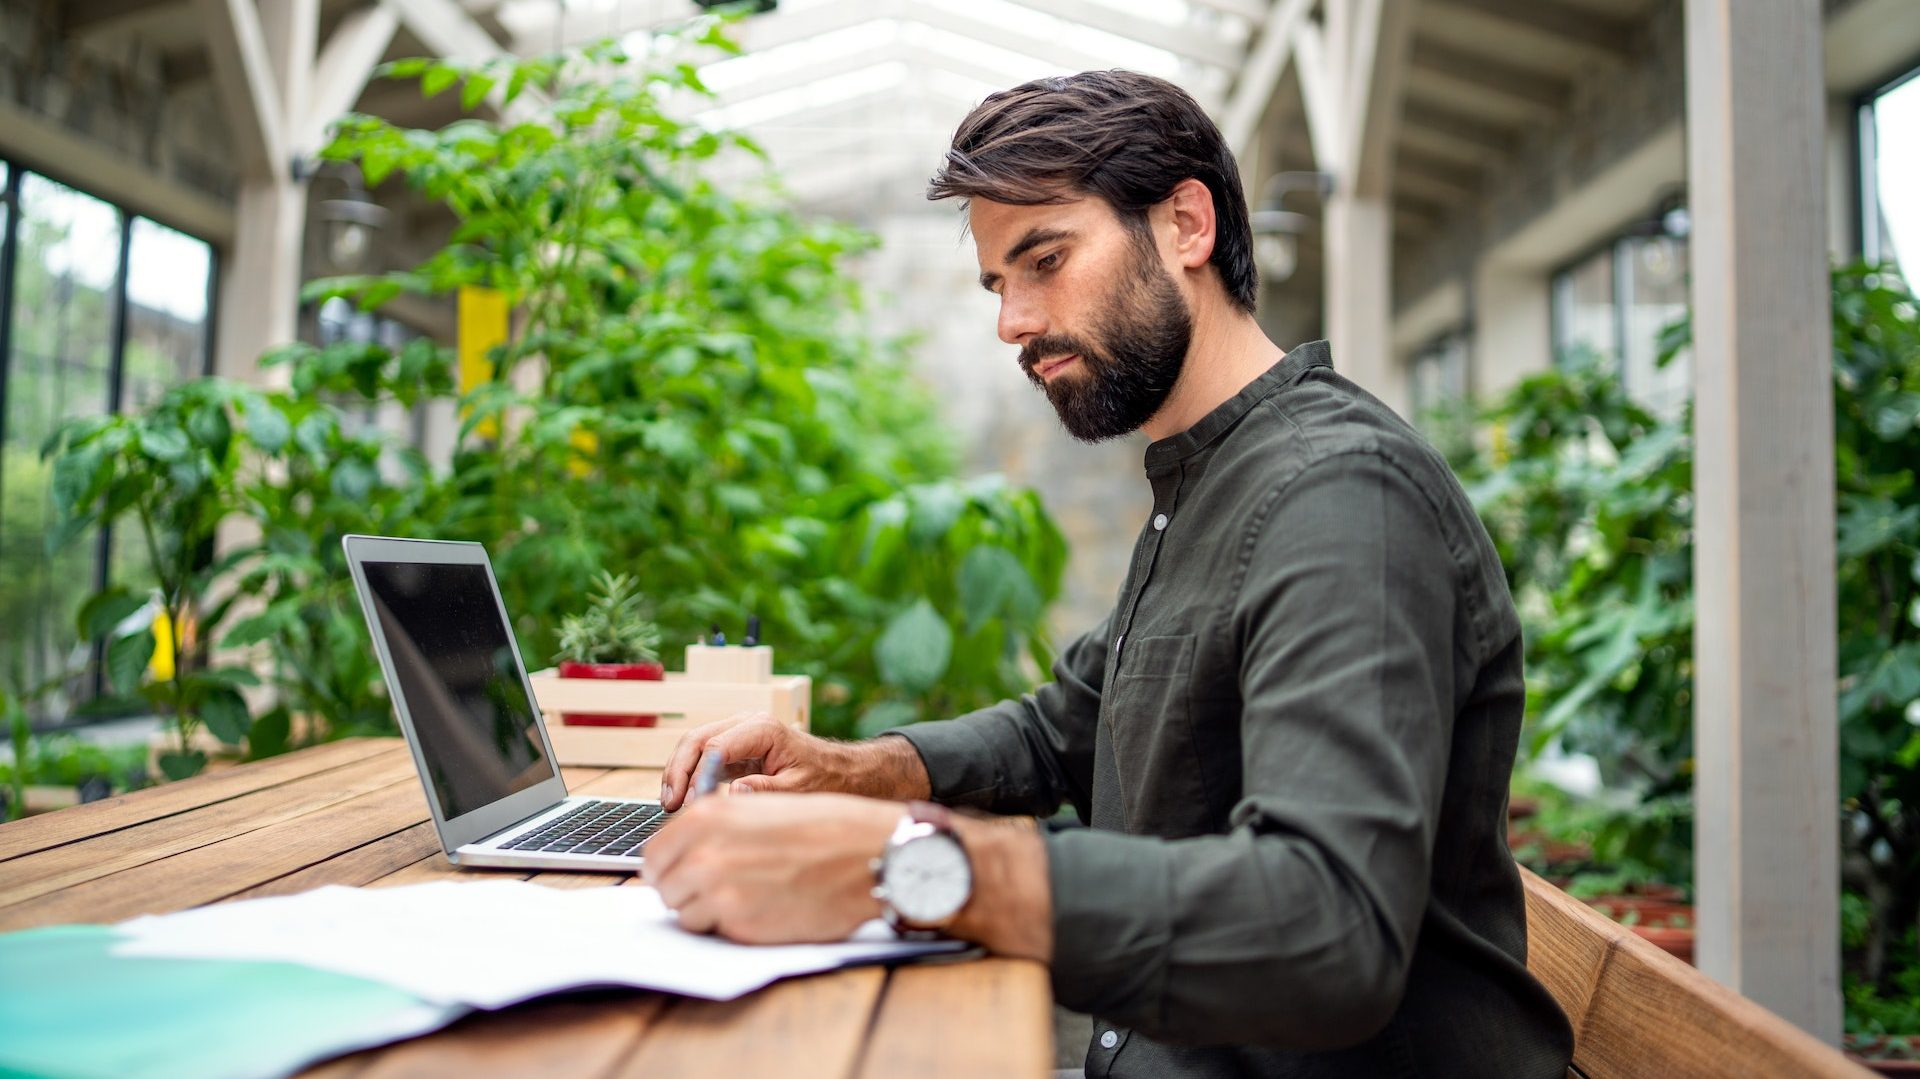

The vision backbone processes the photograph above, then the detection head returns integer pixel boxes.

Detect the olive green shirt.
[896,343,1574,1078]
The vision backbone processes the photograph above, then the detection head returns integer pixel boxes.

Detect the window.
[1408,330,1470,430]
[1862,65,1920,280]
[1550,216,1692,418]
[0,161,216,720]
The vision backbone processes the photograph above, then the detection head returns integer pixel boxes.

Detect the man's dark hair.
[927,70,1257,315]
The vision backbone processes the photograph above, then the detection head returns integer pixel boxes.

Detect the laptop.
[343,534,667,871]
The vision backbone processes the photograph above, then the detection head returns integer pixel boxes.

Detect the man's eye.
[1037,252,1061,272]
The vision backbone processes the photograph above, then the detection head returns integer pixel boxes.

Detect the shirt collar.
[1142,340,1332,473]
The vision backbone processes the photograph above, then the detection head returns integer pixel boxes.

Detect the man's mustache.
[1018,334,1100,376]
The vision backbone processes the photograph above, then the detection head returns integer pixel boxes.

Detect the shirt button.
[1100,1030,1119,1049]
[1153,513,1168,531]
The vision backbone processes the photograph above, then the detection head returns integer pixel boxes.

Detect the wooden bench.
[1520,867,1870,1077]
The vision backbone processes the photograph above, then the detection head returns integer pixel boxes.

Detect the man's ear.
[1163,177,1217,271]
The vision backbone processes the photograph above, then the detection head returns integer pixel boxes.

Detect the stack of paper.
[112,880,967,1008]
[0,881,967,1079]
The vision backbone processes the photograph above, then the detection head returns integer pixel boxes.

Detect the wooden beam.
[1400,100,1515,156]
[1408,39,1571,112]
[387,0,508,62]
[1223,0,1313,158]
[301,2,401,156]
[1685,0,1840,1043]
[0,98,234,243]
[193,0,289,183]
[1292,19,1340,172]
[1187,0,1269,21]
[1338,0,1413,197]
[1428,0,1636,59]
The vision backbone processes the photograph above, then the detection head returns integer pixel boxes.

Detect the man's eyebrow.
[978,227,1075,291]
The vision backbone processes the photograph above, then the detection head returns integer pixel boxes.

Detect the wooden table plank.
[0,750,419,910]
[612,967,890,1079]
[0,738,395,862]
[329,996,669,1079]
[1,740,1053,1078]
[854,959,1053,1079]
[0,767,426,929]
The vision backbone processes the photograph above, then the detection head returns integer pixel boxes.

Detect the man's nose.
[997,290,1045,346]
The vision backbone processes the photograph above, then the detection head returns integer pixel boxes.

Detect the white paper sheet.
[112,881,965,1009]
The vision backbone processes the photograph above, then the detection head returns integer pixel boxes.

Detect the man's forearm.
[826,733,932,801]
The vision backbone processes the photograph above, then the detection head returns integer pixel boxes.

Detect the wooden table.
[0,737,1054,1078]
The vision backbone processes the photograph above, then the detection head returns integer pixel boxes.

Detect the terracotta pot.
[1586,895,1695,965]
[1846,1036,1920,1076]
[557,660,665,727]
[1507,829,1594,869]
[1507,796,1541,822]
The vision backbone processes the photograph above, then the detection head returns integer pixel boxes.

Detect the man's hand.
[643,790,1056,962]
[657,713,931,810]
[641,792,896,943]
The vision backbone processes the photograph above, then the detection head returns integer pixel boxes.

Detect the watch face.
[887,833,972,925]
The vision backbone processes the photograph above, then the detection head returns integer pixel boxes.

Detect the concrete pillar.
[212,0,317,381]
[1686,0,1840,1041]
[1324,192,1401,413]
[1471,260,1553,399]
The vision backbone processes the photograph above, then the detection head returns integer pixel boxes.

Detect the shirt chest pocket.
[1103,634,1211,836]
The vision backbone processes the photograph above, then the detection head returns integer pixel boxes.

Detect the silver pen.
[689,749,767,802]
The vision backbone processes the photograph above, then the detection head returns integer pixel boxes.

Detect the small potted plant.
[553,572,666,727]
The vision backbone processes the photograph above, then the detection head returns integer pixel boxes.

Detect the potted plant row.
[553,572,666,727]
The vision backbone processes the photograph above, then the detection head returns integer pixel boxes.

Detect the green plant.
[555,572,663,665]
[302,26,1067,738]
[1454,261,1920,1027]
[0,735,149,794]
[42,379,269,779]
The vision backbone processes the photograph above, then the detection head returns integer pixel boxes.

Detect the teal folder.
[0,925,467,1079]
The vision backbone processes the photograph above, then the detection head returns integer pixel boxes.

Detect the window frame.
[0,154,222,723]
[1857,59,1920,268]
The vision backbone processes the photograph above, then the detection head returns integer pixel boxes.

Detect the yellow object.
[568,429,598,478]
[149,610,175,682]
[458,285,510,440]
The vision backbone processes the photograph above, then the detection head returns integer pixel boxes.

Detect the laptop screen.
[360,560,556,820]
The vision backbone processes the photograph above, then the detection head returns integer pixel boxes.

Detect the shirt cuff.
[1042,826,1174,1021]
[885,722,1004,806]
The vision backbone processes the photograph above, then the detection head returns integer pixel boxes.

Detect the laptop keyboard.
[496,800,669,857]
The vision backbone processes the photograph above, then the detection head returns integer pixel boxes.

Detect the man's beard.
[1018,234,1194,443]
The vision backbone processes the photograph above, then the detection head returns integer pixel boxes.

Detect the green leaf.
[77,588,148,641]
[137,425,191,463]
[246,709,292,760]
[242,395,291,453]
[422,64,459,98]
[107,629,156,695]
[199,686,252,745]
[460,73,497,111]
[854,700,919,739]
[331,458,378,502]
[157,750,207,781]
[957,546,1041,634]
[874,600,952,695]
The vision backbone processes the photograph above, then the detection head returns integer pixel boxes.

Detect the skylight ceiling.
[483,0,1269,213]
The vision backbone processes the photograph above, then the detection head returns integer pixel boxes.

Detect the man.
[644,71,1574,1077]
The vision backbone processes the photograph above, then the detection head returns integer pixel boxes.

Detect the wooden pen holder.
[531,644,809,769]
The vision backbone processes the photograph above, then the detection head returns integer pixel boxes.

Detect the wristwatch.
[871,801,973,935]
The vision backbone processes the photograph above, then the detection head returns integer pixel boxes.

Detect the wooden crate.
[529,670,811,769]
